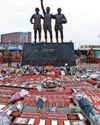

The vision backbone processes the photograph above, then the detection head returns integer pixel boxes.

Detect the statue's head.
[35,8,39,13]
[46,7,50,13]
[57,8,62,14]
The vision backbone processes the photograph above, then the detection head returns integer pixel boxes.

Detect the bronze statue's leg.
[60,29,63,43]
[38,28,41,42]
[55,29,58,43]
[48,28,53,43]
[34,29,37,43]
[44,29,47,42]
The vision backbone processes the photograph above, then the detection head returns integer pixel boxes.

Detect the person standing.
[8,51,12,67]
[30,8,44,42]
[0,52,3,65]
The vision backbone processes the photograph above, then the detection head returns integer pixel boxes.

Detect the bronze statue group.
[30,0,67,43]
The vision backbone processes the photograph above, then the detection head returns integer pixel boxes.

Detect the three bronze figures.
[30,0,67,43]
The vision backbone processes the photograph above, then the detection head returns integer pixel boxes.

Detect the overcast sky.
[0,0,100,49]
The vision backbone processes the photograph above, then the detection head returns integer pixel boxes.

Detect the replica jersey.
[44,13,52,26]
[33,14,42,25]
[54,14,64,25]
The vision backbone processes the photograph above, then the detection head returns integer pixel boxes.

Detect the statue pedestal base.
[22,42,76,66]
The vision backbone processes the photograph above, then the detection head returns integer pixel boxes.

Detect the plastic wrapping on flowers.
[0,112,12,125]
[9,90,29,102]
[9,91,21,102]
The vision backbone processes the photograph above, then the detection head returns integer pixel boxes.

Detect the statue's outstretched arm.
[40,0,46,15]
[41,15,44,20]
[51,14,55,19]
